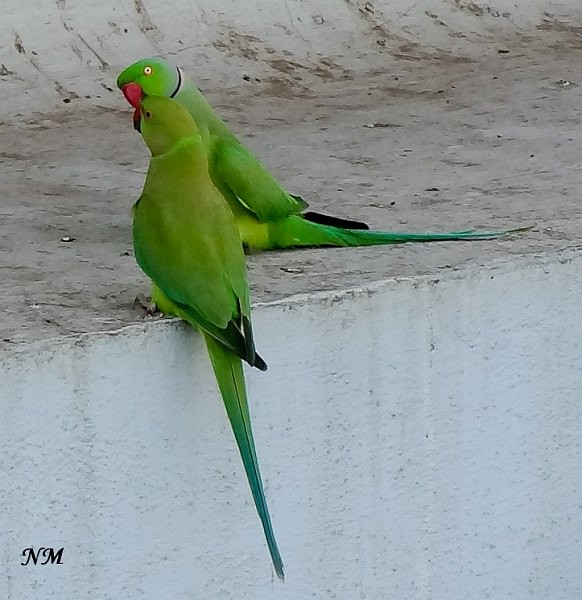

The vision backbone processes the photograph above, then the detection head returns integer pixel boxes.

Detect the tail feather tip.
[275,561,285,581]
[253,353,268,371]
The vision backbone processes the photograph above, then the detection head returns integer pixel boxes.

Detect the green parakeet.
[130,95,284,579]
[117,58,532,251]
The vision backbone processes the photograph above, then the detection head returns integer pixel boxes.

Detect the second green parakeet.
[118,58,532,252]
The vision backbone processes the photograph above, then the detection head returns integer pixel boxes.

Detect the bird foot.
[134,293,161,317]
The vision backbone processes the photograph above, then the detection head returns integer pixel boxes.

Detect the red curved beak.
[121,82,143,109]
[121,83,143,131]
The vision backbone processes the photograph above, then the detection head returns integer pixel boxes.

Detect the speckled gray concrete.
[2,37,581,349]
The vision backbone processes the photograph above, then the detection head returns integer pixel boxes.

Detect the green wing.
[172,297,266,371]
[212,138,308,223]
[133,189,264,369]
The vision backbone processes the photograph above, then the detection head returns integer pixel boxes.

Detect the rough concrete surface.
[2,1,582,598]
[2,255,582,599]
[2,36,582,348]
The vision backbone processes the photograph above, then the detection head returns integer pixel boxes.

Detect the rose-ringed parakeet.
[117,58,532,252]
[130,95,284,579]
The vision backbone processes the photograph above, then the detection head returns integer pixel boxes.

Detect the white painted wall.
[3,0,582,598]
[1,253,582,599]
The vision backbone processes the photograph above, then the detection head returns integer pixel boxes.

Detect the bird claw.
[134,293,161,317]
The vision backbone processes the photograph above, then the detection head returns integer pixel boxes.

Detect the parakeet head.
[117,58,183,131]
[139,96,199,157]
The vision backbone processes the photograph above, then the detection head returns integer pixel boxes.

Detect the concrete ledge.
[2,252,582,598]
[3,0,582,347]
[3,0,582,598]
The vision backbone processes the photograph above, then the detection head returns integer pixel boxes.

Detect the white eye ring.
[144,66,153,75]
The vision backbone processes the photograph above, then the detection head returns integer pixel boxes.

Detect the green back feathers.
[133,96,262,368]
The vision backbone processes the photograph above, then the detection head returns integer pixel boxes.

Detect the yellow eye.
[144,111,152,119]
[144,66,153,76]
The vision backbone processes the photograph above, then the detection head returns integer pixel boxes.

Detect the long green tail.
[268,215,533,249]
[204,333,284,580]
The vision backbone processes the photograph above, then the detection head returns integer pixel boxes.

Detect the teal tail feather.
[269,216,534,249]
[204,334,285,580]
